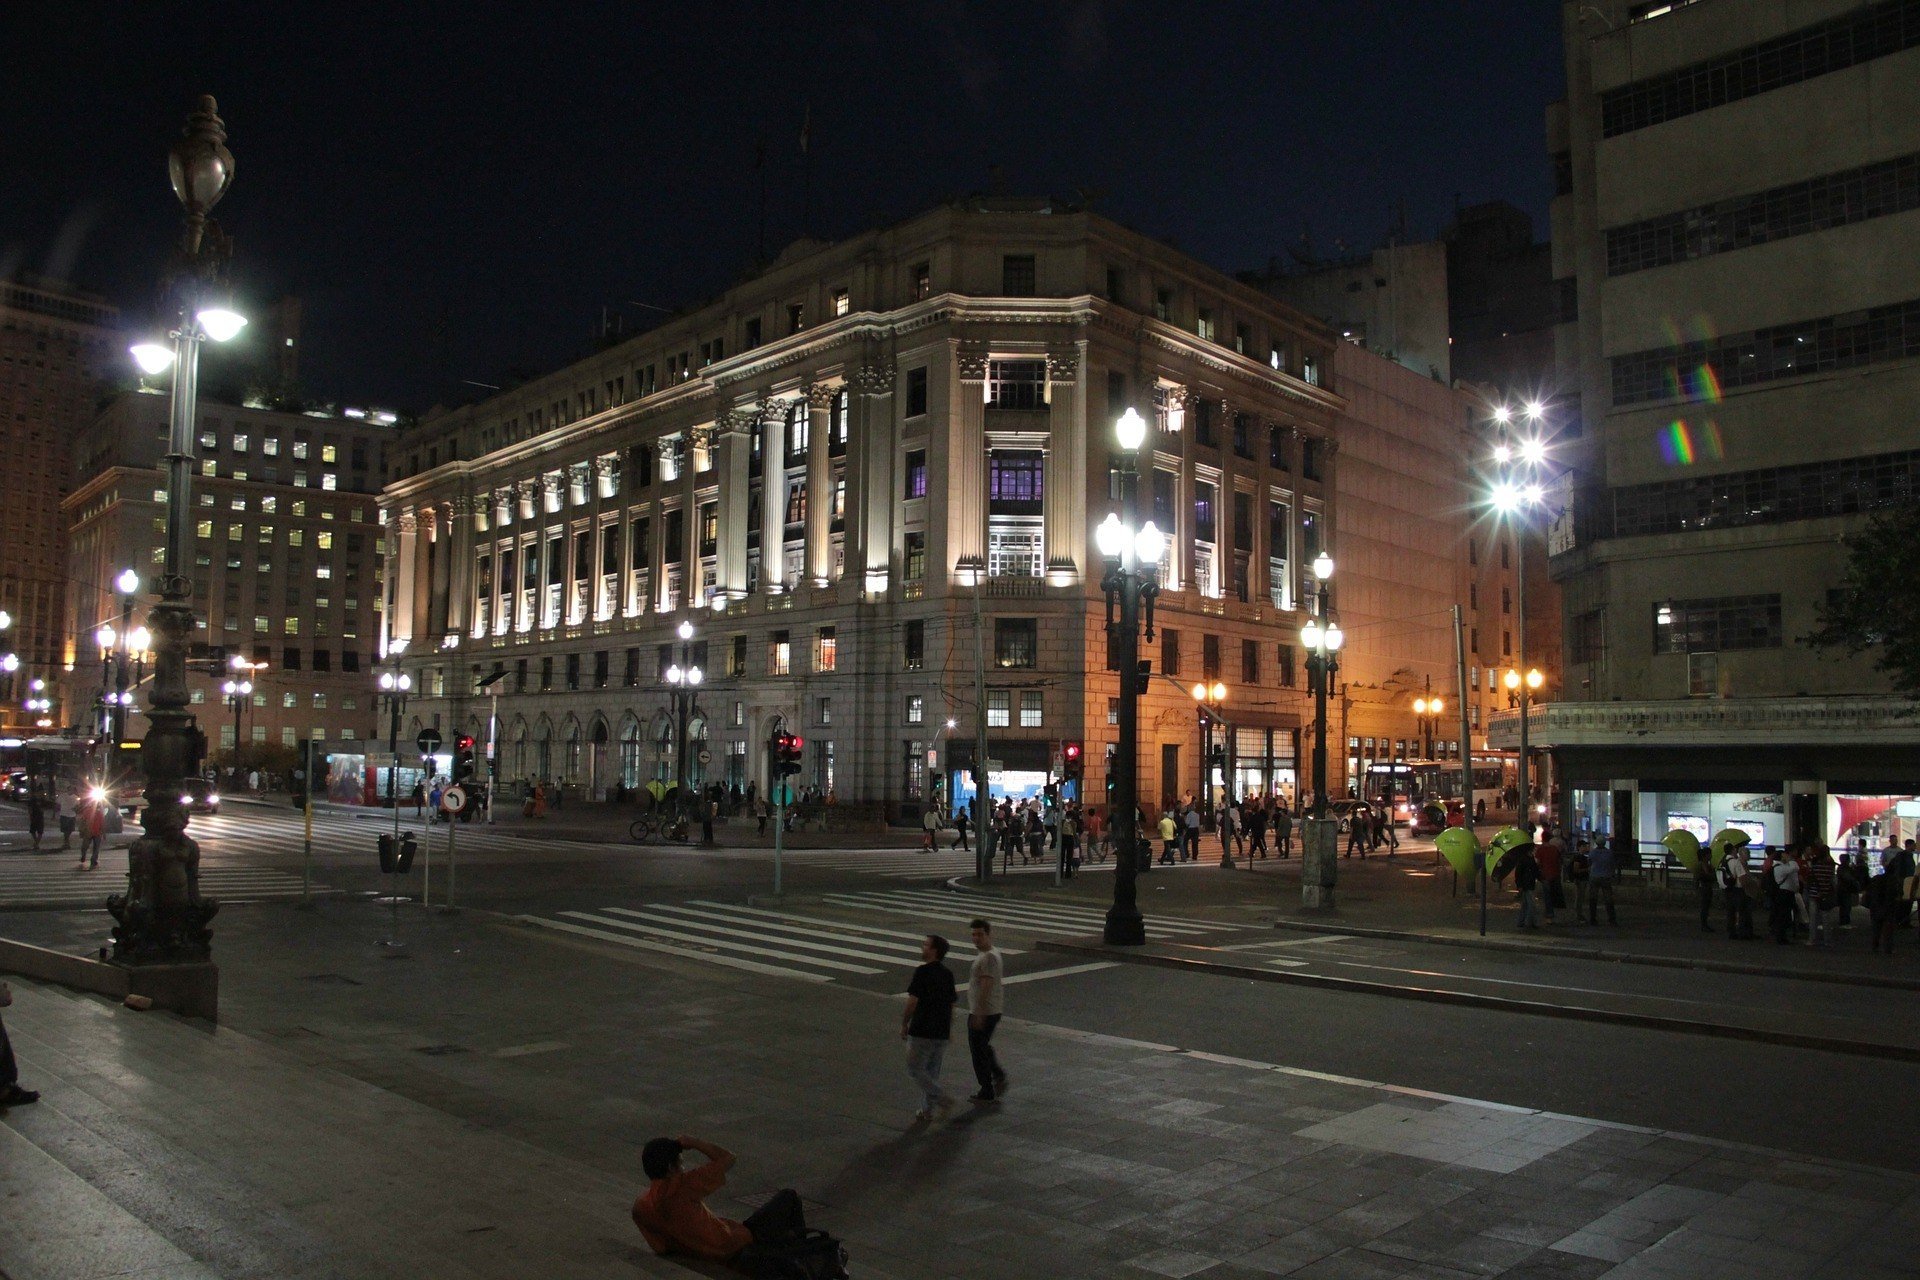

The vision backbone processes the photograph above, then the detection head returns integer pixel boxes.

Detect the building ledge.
[1489,695,1920,751]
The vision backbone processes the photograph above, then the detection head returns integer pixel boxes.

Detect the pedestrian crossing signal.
[1061,739,1084,776]
[452,735,476,785]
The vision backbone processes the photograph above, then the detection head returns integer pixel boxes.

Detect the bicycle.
[629,811,690,844]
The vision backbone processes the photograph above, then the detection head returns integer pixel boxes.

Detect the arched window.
[619,715,642,789]
[564,718,583,781]
[534,717,553,782]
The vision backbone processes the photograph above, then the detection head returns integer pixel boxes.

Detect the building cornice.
[1488,696,1920,750]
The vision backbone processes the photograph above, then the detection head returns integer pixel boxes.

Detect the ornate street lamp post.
[1099,405,1166,946]
[222,677,252,774]
[1412,688,1445,761]
[108,96,246,970]
[663,618,704,835]
[1488,402,1551,832]
[1190,681,1230,865]
[1299,552,1343,908]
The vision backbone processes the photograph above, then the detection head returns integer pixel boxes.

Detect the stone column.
[413,507,438,643]
[948,344,989,578]
[759,402,787,593]
[446,496,474,636]
[390,511,418,651]
[1043,346,1085,585]
[716,413,752,600]
[805,383,834,585]
[850,361,895,591]
[1176,389,1198,593]
[591,457,616,620]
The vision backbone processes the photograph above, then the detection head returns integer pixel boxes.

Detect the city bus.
[1362,757,1509,828]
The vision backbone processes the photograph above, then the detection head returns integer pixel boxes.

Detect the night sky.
[10,2,1563,411]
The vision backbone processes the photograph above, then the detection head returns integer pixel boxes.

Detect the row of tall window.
[1600,0,1920,138]
[1606,151,1920,277]
[1611,296,1920,405]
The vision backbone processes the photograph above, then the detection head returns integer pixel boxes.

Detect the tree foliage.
[1806,511,1920,697]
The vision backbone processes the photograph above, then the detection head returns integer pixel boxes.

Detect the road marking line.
[491,1040,571,1058]
[565,911,883,974]
[840,889,1221,936]
[521,916,834,981]
[1331,961,1711,1007]
[1002,962,1118,984]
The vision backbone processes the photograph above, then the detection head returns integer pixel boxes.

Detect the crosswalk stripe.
[682,900,1012,956]
[521,915,834,982]
[825,889,1223,938]
[561,910,883,975]
[642,903,1012,961]
[881,887,1230,931]
[601,906,925,969]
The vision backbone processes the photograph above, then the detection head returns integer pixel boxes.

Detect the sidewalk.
[233,792,930,851]
[957,841,1920,989]
[5,901,1918,1280]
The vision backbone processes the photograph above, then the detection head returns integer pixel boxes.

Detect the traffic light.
[776,731,805,778]
[452,735,476,785]
[1104,744,1117,800]
[1061,739,1084,777]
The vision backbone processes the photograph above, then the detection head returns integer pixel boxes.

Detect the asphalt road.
[6,796,1919,1175]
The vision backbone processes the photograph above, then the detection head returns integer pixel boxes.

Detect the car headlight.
[208,794,219,805]
[89,786,108,802]
[180,795,193,804]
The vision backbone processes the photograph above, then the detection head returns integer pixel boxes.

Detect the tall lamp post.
[111,569,139,747]
[663,618,704,830]
[94,624,117,744]
[1299,551,1343,907]
[1412,684,1445,760]
[221,676,252,773]
[1098,404,1166,946]
[379,668,413,833]
[107,96,246,971]
[1190,680,1230,866]
[1489,400,1550,832]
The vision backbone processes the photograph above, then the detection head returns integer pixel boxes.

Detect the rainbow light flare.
[1660,418,1726,467]
[1689,362,1724,404]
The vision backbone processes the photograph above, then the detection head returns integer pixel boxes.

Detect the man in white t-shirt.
[966,918,1008,1103]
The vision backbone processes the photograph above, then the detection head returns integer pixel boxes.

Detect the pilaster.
[1043,345,1085,585]
[804,383,834,585]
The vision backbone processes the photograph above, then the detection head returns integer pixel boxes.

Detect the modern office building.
[0,277,121,732]
[1520,0,1920,854]
[63,392,392,765]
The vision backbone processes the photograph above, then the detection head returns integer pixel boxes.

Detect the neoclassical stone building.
[379,199,1345,814]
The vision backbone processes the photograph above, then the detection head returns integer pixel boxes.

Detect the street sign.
[696,748,713,766]
[440,785,467,814]
[773,783,794,805]
[416,729,442,755]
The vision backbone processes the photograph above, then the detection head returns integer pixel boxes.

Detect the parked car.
[4,771,28,801]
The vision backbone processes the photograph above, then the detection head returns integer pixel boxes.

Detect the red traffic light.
[457,735,475,750]
[1062,739,1083,762]
[788,735,805,751]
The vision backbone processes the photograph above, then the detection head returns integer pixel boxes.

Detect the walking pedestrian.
[1719,839,1755,939]
[902,935,958,1121]
[952,805,970,851]
[26,788,46,850]
[1535,826,1563,924]
[1586,838,1619,925]
[1870,839,1914,954]
[1767,847,1801,944]
[1059,808,1080,880]
[1693,843,1718,933]
[0,981,40,1109]
[1183,803,1201,862]
[1806,845,1836,947]
[1275,803,1293,858]
[965,919,1007,1103]
[1157,810,1178,865]
[77,792,106,870]
[1247,803,1268,860]
[921,806,939,853]
[1345,805,1369,858]
[1567,840,1591,923]
[1513,841,1542,930]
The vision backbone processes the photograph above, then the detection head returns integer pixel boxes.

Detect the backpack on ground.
[744,1228,849,1280]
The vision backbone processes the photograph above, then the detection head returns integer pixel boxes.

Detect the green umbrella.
[1661,828,1703,873]
[1436,826,1481,879]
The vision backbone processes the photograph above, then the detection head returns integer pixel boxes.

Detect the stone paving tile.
[1123,1246,1223,1277]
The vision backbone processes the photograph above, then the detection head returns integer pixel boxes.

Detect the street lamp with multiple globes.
[1487,400,1552,831]
[107,95,245,970]
[221,676,253,772]
[1412,689,1446,760]
[1190,680,1231,865]
[1299,551,1343,907]
[378,669,413,843]
[1098,403,1167,945]
[663,618,704,830]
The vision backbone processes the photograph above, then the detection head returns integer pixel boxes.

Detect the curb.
[1035,938,1920,1063]
[1267,917,1920,993]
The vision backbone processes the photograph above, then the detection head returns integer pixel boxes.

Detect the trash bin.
[397,833,418,874]
[377,833,396,873]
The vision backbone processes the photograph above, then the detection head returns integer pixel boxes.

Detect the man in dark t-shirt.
[902,934,958,1121]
